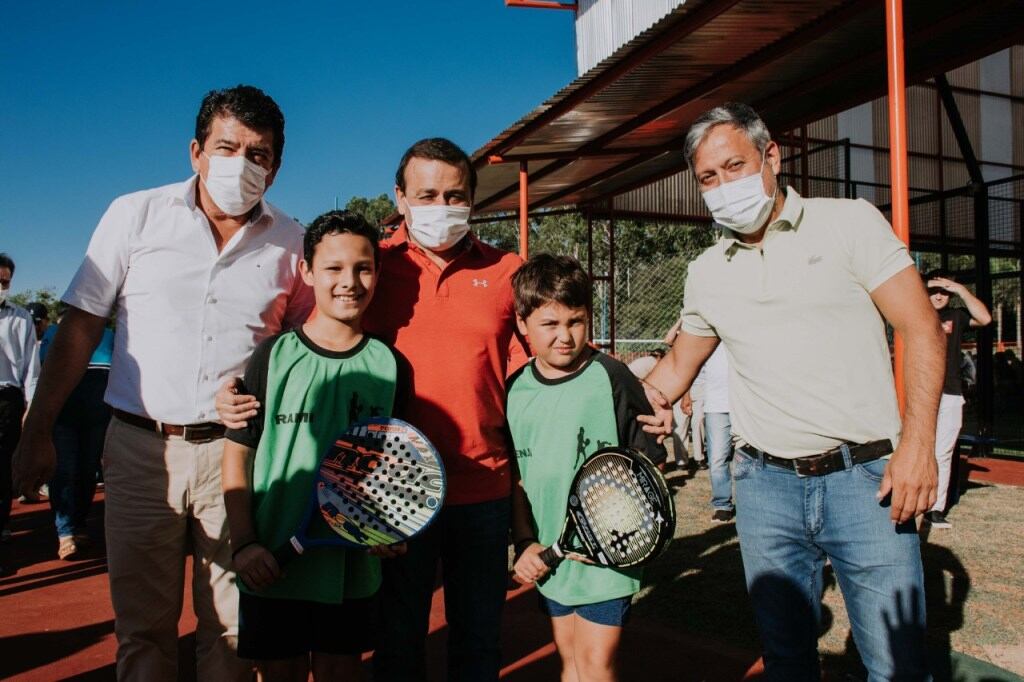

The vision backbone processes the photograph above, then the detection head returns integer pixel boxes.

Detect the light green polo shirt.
[680,188,912,458]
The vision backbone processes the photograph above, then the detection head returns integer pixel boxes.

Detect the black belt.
[114,409,226,443]
[737,439,892,477]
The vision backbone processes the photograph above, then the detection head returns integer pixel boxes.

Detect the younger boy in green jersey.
[508,254,665,682]
[222,211,405,682]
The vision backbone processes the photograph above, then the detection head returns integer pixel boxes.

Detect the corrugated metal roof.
[472,0,1024,215]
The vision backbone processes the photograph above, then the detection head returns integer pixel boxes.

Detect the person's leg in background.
[440,497,511,682]
[928,393,964,528]
[690,392,706,467]
[704,411,734,520]
[49,419,82,558]
[0,387,26,545]
[72,369,111,541]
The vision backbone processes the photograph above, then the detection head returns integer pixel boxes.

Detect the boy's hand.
[233,544,281,591]
[368,543,407,558]
[513,543,550,584]
[637,381,673,442]
[216,377,259,429]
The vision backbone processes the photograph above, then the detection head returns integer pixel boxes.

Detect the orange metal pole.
[885,0,910,414]
[519,161,529,259]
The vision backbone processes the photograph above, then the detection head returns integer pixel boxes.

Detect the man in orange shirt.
[220,138,528,681]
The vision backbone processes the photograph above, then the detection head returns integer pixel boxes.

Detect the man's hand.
[368,542,407,558]
[215,377,259,429]
[233,543,281,591]
[637,381,673,441]
[681,392,693,416]
[512,542,550,585]
[12,426,56,497]
[927,277,964,298]
[877,441,937,523]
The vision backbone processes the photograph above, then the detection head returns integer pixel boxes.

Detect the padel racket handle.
[272,537,303,569]
[539,546,563,568]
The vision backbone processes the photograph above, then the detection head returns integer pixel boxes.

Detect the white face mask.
[700,153,777,234]
[406,203,471,251]
[201,153,269,217]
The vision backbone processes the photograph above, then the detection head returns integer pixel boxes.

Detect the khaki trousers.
[103,416,252,681]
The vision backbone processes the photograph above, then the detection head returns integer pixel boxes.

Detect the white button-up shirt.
[0,303,40,401]
[63,176,313,424]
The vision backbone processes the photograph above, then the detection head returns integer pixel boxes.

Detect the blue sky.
[0,1,576,295]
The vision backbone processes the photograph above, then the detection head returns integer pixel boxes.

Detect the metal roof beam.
[476,0,744,166]
[935,74,984,186]
[477,0,876,212]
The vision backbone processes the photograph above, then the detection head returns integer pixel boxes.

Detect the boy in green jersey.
[508,254,665,682]
[222,211,405,682]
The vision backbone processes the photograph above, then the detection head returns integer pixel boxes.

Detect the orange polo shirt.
[363,225,529,505]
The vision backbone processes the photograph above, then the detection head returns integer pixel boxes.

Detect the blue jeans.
[374,496,510,682]
[48,369,111,538]
[704,412,734,511]
[732,447,929,682]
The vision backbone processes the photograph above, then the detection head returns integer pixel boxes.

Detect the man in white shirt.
[642,102,944,680]
[1,253,40,542]
[699,343,733,522]
[14,85,312,681]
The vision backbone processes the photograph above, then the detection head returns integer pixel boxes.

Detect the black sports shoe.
[711,509,735,523]
[924,511,952,529]
[697,460,709,470]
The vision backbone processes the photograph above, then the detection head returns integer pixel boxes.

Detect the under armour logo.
[807,255,823,265]
[473,279,489,288]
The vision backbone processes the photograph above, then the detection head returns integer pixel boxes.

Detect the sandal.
[58,536,79,560]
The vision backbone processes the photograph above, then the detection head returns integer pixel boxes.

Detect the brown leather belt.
[737,439,893,477]
[113,409,226,443]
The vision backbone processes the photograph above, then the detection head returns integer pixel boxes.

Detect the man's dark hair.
[0,252,13,274]
[512,254,592,319]
[395,138,477,199]
[303,210,380,265]
[195,85,285,167]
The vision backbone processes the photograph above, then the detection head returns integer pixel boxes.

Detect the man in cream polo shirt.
[642,102,944,681]
[14,85,312,681]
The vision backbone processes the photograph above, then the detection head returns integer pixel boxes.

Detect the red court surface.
[2,454,1019,681]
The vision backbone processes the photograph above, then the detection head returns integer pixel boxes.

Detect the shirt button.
[207,296,217,304]
[206,335,214,342]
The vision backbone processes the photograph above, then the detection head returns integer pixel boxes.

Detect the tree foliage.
[8,287,61,321]
[344,194,397,229]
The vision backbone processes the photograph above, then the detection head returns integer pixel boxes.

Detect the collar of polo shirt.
[720,186,806,255]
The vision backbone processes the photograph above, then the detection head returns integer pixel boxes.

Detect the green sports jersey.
[226,328,405,604]
[506,350,666,606]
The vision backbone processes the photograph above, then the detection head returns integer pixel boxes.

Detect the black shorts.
[238,591,376,660]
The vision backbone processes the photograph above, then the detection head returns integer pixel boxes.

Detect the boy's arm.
[510,459,550,585]
[599,354,668,464]
[222,440,280,590]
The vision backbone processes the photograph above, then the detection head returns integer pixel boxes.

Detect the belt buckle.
[181,425,209,443]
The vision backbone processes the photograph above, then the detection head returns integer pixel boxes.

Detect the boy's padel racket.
[272,417,445,567]
[540,446,675,569]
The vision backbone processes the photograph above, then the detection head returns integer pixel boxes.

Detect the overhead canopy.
[471,0,1024,215]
